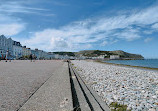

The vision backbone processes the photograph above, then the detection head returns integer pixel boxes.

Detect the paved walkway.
[0,60,73,111]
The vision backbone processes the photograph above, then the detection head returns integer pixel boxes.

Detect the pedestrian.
[29,54,33,62]
[5,50,8,62]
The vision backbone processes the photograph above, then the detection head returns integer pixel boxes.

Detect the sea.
[104,59,158,68]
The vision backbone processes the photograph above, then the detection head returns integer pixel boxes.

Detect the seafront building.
[47,52,55,59]
[0,35,14,59]
[110,55,120,60]
[26,48,31,57]
[13,41,23,59]
[22,46,27,57]
[91,54,107,60]
[0,35,56,59]
[34,49,45,59]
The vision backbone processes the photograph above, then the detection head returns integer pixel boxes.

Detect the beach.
[71,60,158,111]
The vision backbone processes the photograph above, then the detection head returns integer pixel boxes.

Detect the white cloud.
[143,30,153,34]
[116,32,140,41]
[19,4,158,51]
[151,23,158,29]
[114,28,141,41]
[0,1,40,36]
[23,28,94,51]
[0,1,54,16]
[0,13,25,36]
[23,29,67,51]
[0,24,25,36]
[24,5,158,51]
[101,41,108,46]
[144,37,153,43]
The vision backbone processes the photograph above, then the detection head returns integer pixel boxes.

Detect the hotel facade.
[0,35,13,59]
[0,35,54,59]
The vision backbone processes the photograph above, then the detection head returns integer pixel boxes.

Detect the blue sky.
[0,0,158,58]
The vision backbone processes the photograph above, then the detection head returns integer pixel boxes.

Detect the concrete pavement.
[0,60,111,111]
[0,60,73,111]
[19,61,73,111]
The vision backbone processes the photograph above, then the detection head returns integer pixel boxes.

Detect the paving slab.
[19,62,73,111]
[0,60,72,111]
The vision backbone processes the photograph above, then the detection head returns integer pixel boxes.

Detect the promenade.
[0,60,73,111]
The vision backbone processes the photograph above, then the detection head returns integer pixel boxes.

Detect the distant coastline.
[96,59,158,71]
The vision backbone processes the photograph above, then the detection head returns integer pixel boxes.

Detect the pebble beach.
[72,60,158,111]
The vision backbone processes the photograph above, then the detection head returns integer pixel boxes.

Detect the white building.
[13,41,23,59]
[22,46,27,56]
[0,35,56,60]
[54,54,66,59]
[94,54,107,60]
[37,50,44,59]
[90,54,107,60]
[78,54,86,60]
[110,55,120,60]
[47,52,55,59]
[33,49,47,59]
[0,35,13,59]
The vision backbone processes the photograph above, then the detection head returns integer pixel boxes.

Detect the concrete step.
[69,62,110,111]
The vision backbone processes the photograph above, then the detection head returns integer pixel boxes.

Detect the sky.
[0,0,158,58]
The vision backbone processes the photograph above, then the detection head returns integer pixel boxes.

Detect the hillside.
[53,52,75,56]
[53,50,144,59]
[110,50,144,59]
[75,50,144,59]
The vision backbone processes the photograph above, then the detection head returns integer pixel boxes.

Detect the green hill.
[52,50,144,59]
[53,52,75,56]
[75,50,144,59]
